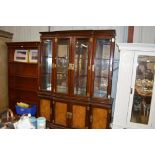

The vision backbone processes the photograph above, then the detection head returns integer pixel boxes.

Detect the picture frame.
[29,50,38,63]
[14,50,29,62]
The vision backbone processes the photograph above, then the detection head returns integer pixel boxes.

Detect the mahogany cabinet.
[38,30,115,128]
[7,42,40,114]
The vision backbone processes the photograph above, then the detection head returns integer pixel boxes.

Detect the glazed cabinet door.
[39,40,53,91]
[70,103,89,129]
[90,106,110,129]
[92,38,114,98]
[127,52,155,128]
[71,38,92,97]
[55,38,70,94]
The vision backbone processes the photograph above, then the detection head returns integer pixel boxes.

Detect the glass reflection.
[56,39,69,93]
[130,55,155,124]
[93,39,110,97]
[41,40,52,91]
[74,39,89,96]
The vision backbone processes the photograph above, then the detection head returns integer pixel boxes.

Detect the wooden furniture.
[0,30,13,114]
[112,43,155,129]
[7,42,40,115]
[38,30,116,128]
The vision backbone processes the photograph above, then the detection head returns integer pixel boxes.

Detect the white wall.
[0,26,128,44]
[0,26,48,41]
[134,26,155,43]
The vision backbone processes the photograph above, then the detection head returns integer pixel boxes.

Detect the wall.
[0,26,48,42]
[134,26,155,43]
[0,26,128,44]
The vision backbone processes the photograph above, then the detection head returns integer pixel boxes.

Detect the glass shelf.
[40,40,52,91]
[73,38,89,96]
[56,38,69,94]
[93,38,110,97]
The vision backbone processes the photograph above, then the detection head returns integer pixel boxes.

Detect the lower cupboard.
[40,99,51,121]
[39,98,111,129]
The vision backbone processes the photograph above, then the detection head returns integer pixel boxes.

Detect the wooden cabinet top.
[40,30,116,38]
[6,42,40,48]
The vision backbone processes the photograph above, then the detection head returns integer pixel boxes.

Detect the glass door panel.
[41,74,52,91]
[130,55,155,124]
[56,38,69,93]
[93,39,110,97]
[41,40,52,91]
[74,38,89,96]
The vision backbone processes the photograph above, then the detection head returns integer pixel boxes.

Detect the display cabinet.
[38,30,115,128]
[7,42,40,114]
[112,43,155,129]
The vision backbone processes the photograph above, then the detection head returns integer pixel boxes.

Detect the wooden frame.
[128,26,134,43]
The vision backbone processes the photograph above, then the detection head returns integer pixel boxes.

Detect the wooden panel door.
[91,107,109,129]
[71,104,88,129]
[40,99,51,121]
[54,102,68,127]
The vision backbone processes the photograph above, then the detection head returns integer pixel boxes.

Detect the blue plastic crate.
[15,104,37,116]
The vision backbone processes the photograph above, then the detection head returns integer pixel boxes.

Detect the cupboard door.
[71,104,87,128]
[40,40,52,91]
[40,99,51,121]
[73,38,90,96]
[91,107,109,129]
[93,39,111,98]
[54,102,68,126]
[56,38,70,94]
[128,53,155,128]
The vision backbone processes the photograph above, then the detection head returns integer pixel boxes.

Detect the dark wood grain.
[128,26,134,43]
[7,42,40,116]
[38,30,116,128]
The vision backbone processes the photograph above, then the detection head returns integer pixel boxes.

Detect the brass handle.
[92,65,94,72]
[52,63,56,69]
[68,63,74,70]
[87,106,90,111]
[67,112,72,119]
